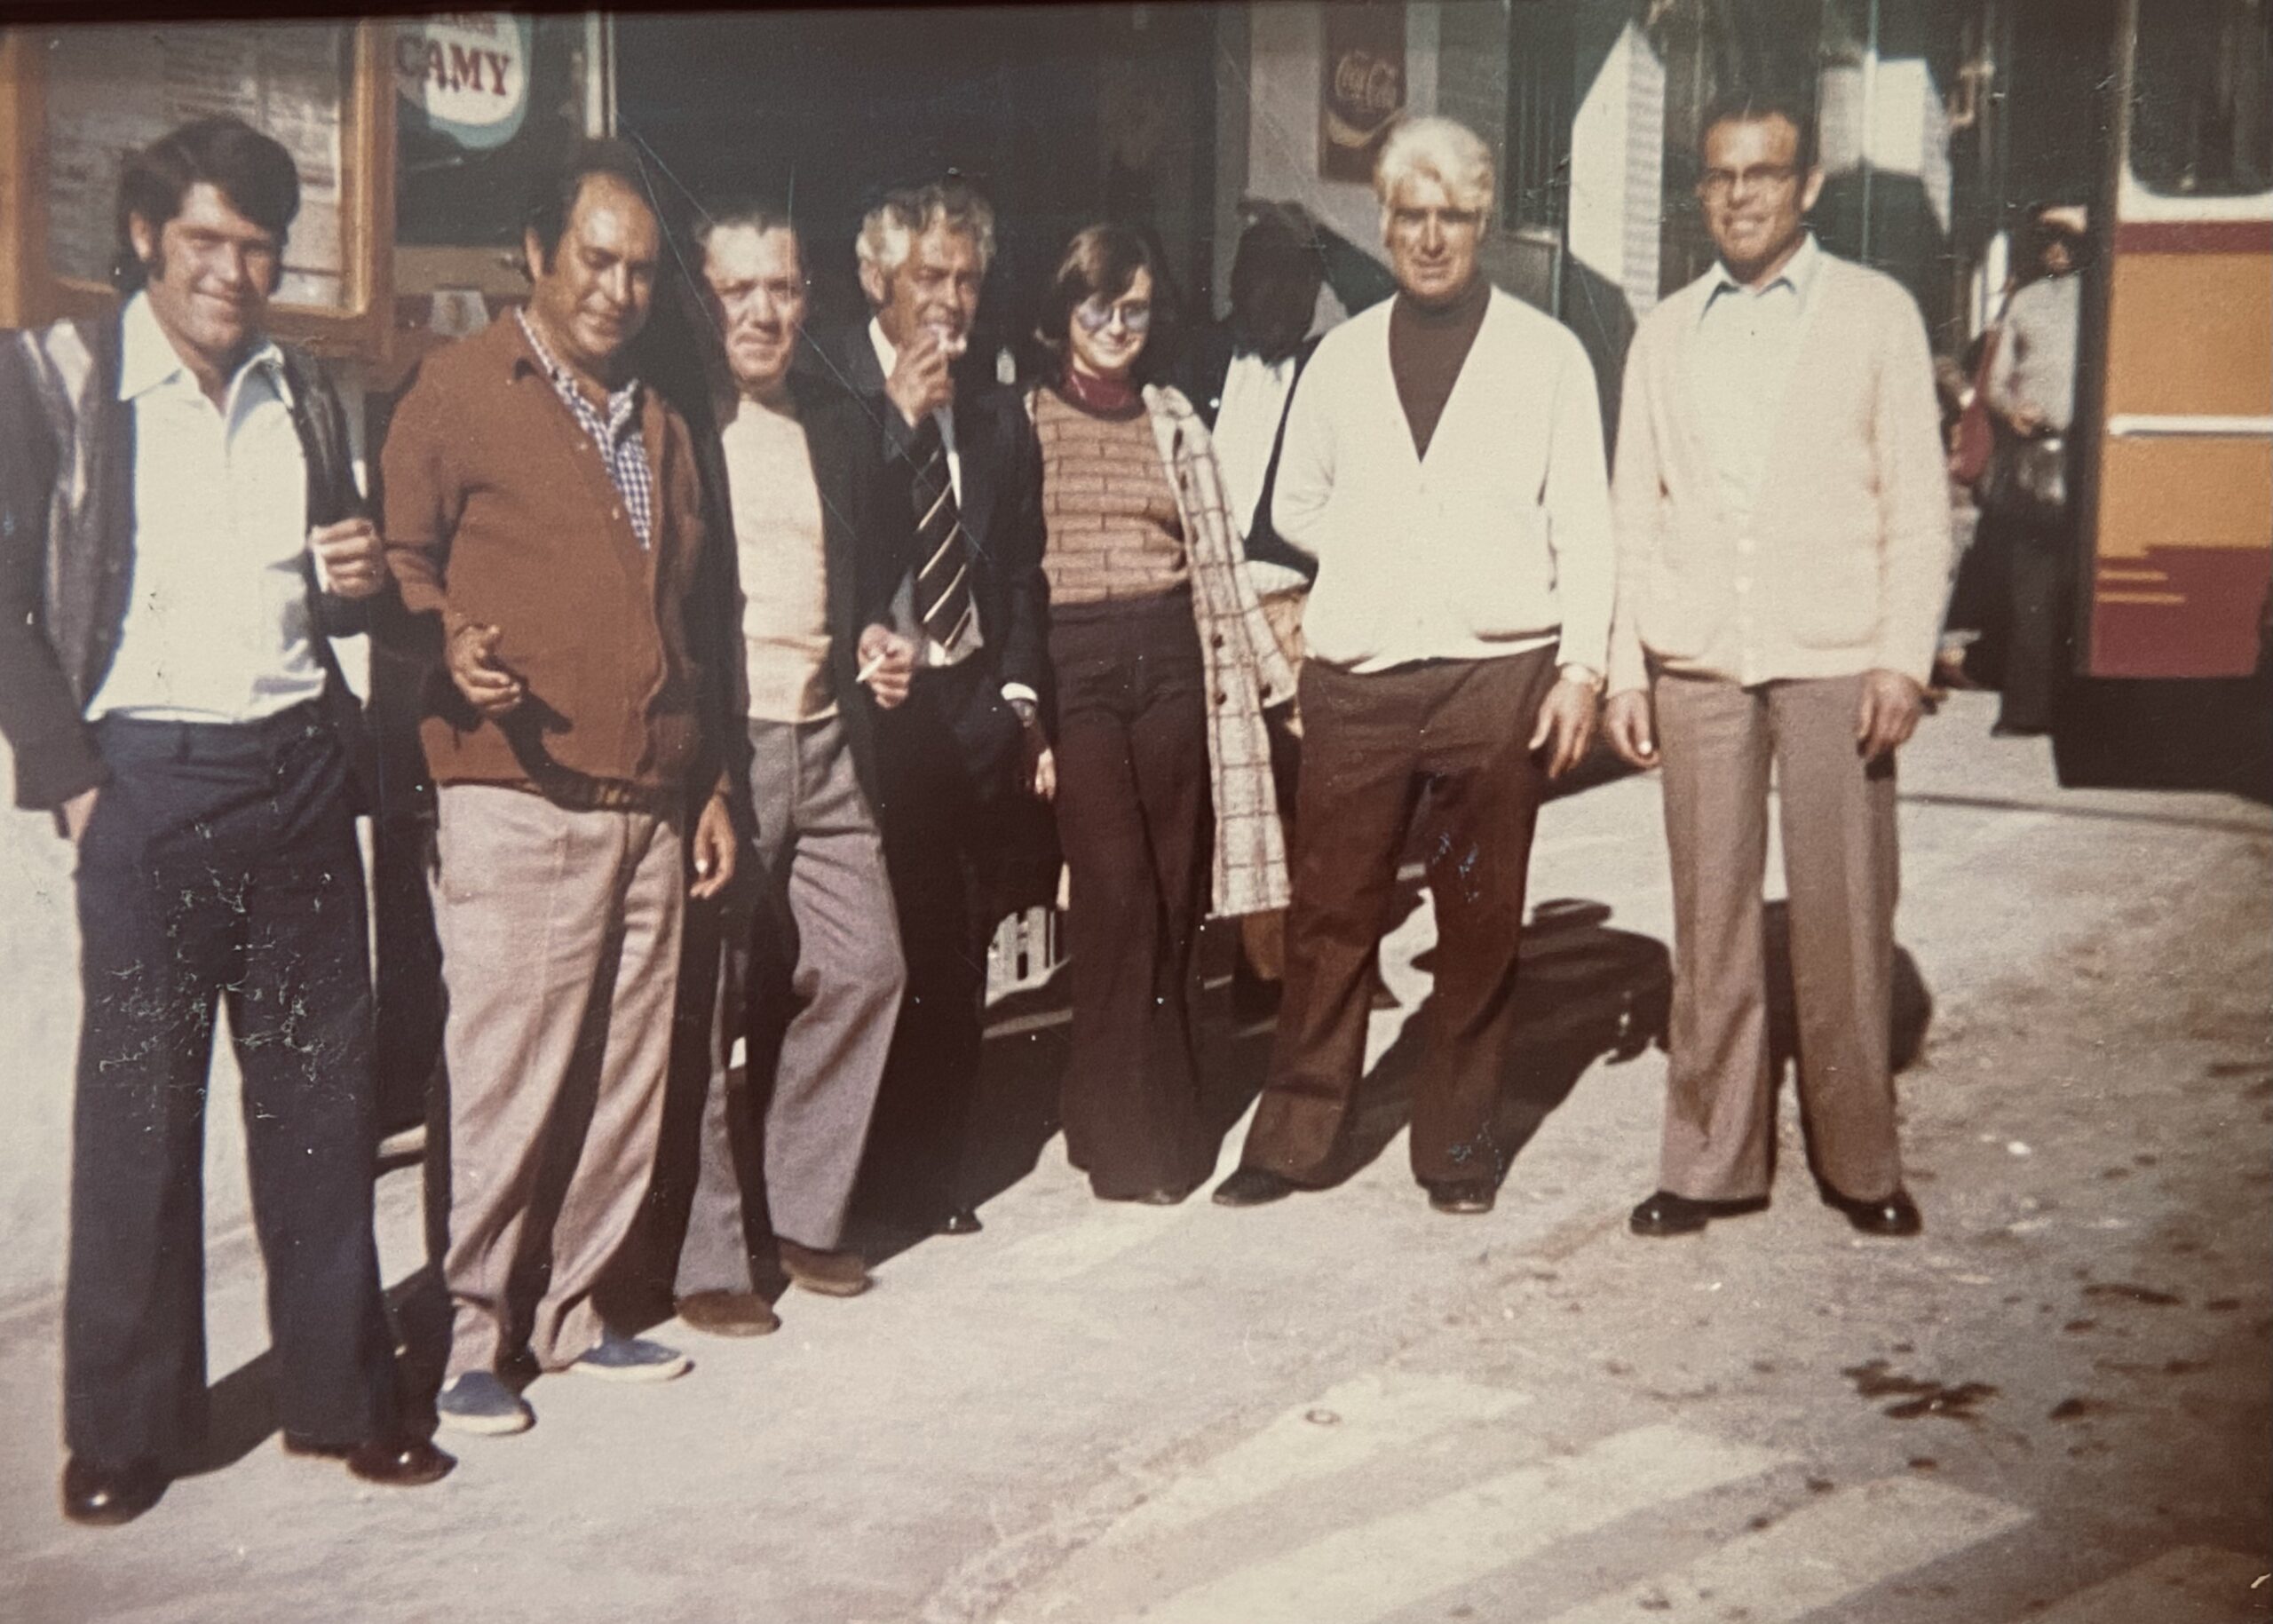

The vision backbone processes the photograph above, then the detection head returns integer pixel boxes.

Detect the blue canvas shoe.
[567,1331,691,1383]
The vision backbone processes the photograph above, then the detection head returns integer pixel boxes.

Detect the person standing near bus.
[1604,91,1948,1240]
[1981,203,2087,736]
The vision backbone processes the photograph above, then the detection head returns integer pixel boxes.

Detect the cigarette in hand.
[856,651,888,686]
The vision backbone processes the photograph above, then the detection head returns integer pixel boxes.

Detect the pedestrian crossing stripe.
[1540,1473,2031,1624]
[1121,1422,1785,1624]
[2016,1546,2269,1624]
[1110,1371,1535,1546]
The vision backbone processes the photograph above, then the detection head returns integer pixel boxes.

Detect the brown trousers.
[1050,595,1216,1200]
[1651,670,1903,1202]
[1240,647,1557,1185]
[432,787,685,1377]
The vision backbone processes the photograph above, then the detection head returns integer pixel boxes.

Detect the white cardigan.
[1270,287,1614,676]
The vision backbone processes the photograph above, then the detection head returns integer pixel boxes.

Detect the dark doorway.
[614,7,1221,368]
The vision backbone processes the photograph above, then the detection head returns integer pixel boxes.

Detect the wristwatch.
[1559,662,1606,693]
[1008,696,1041,729]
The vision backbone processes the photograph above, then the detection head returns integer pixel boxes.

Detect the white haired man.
[1212,116,1614,1216]
[832,178,1049,1236]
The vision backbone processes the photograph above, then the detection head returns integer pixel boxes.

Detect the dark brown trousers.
[1050,593,1215,1199]
[1240,646,1557,1186]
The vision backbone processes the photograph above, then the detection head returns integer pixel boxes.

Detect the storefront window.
[2131,0,2271,196]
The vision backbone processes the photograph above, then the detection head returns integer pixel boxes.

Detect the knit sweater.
[1034,385,1190,605]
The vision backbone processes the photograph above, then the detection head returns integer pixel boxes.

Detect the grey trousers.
[1651,671,1904,1203]
[675,715,902,1293]
[432,786,685,1376]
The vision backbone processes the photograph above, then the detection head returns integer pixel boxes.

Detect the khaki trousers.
[1651,671,1903,1202]
[433,786,685,1376]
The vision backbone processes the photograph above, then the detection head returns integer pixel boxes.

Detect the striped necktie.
[907,414,977,653]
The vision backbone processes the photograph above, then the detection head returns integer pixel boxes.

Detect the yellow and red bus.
[2064,0,2271,784]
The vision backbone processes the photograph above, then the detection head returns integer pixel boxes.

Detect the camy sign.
[397,14,531,151]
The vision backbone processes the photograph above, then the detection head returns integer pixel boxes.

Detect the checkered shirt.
[517,311,653,548]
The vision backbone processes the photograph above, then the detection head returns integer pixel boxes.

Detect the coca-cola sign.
[1320,4,1406,182]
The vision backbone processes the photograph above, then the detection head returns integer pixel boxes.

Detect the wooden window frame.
[0,21,394,361]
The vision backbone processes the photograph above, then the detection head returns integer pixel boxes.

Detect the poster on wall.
[394,13,584,247]
[1320,2,1406,183]
[42,22,352,307]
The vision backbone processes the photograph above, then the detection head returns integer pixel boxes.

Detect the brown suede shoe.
[676,1290,782,1336]
[777,1240,871,1298]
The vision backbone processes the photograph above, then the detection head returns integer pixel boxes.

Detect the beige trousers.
[1651,671,1904,1203]
[432,786,685,1376]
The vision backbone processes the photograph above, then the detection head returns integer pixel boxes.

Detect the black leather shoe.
[1823,1186,1923,1237]
[1628,1189,1768,1237]
[61,1456,168,1526]
[1212,1167,1301,1208]
[283,1433,455,1487]
[1424,1178,1496,1215]
[937,1207,984,1236]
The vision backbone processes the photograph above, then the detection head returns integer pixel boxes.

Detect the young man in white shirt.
[0,117,451,1524]
[1212,118,1613,1217]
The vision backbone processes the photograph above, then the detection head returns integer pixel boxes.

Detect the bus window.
[2131,0,2272,196]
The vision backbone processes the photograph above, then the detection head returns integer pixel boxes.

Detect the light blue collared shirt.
[1688,231,1825,520]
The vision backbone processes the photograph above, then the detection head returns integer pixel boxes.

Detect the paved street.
[1,688,2267,1623]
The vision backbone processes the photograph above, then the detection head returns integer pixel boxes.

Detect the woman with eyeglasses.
[1027,224,1295,1204]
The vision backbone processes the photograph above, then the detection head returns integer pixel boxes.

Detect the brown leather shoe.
[777,1240,870,1297]
[61,1455,168,1526]
[677,1289,781,1336]
[283,1433,455,1487]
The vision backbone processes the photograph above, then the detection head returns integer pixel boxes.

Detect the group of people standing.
[1,88,1951,1528]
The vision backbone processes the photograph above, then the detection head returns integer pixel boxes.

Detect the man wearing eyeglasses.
[1604,91,1949,1240]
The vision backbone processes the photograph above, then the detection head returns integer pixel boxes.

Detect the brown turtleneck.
[1389,273,1491,460]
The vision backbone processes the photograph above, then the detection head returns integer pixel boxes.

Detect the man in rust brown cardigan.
[382,142,736,1436]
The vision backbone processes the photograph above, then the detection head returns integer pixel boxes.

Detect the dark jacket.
[686,367,911,828]
[1168,326,1324,584]
[0,310,372,817]
[828,325,1049,796]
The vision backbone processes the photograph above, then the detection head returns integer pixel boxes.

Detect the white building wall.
[1567,16,1664,320]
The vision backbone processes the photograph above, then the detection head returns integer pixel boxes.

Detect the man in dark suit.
[836,178,1050,1236]
[0,116,450,1525]
[662,206,915,1336]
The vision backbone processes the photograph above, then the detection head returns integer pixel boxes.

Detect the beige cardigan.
[1607,251,1951,696]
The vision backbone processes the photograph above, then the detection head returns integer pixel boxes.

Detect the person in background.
[663,204,913,1335]
[1980,202,2087,737]
[1028,224,1295,1203]
[1210,116,1612,1218]
[0,115,451,1524]
[1603,91,1947,1240]
[836,179,1051,1237]
[1172,202,1396,1014]
[382,140,737,1435]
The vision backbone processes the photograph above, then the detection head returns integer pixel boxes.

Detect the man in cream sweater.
[1212,116,1613,1217]
[1604,91,1949,1240]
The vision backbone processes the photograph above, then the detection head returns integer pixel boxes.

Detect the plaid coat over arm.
[1146,384,1296,918]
